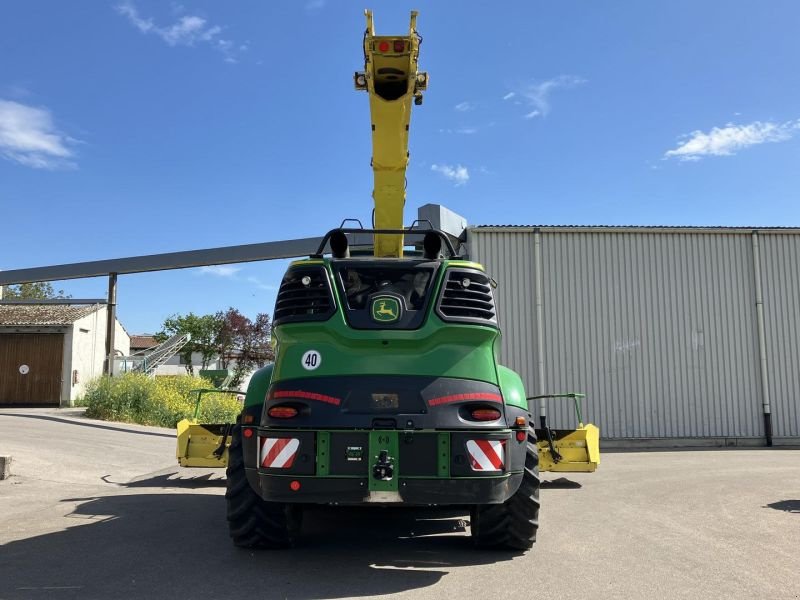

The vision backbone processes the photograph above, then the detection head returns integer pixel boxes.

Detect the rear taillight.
[469,407,502,421]
[393,40,405,52]
[268,406,299,419]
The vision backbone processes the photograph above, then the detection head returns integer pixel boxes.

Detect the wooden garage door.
[0,333,64,406]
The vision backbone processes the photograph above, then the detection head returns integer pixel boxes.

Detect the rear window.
[338,266,434,311]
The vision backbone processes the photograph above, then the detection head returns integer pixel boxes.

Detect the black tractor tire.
[225,424,302,548]
[470,423,540,550]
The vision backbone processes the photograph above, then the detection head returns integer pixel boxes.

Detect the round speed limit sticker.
[301,350,321,370]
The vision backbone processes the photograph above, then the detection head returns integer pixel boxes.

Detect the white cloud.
[431,163,469,186]
[199,265,241,277]
[0,99,76,169]
[454,101,474,112]
[665,120,800,161]
[512,75,586,119]
[216,39,238,64]
[439,127,478,135]
[116,2,242,62]
[197,266,278,291]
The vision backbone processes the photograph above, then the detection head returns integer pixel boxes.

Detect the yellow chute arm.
[355,10,428,257]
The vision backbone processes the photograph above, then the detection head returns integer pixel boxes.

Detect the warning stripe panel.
[466,439,505,472]
[260,437,300,469]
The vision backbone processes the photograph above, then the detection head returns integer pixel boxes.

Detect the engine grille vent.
[273,267,335,325]
[436,269,497,325]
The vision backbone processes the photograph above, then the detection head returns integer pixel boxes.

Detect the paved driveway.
[1,408,798,600]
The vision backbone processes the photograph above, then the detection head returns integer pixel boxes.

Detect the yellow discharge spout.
[355,10,427,257]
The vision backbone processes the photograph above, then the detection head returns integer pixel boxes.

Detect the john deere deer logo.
[371,296,400,323]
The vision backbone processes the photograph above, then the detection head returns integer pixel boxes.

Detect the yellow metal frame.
[355,10,427,257]
[537,424,600,472]
[532,393,601,473]
[176,419,230,468]
[176,387,241,468]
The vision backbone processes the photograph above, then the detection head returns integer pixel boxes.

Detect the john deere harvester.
[224,10,599,550]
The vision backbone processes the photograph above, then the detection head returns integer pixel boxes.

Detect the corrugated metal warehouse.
[468,225,800,446]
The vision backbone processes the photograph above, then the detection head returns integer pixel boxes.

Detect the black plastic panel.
[399,432,439,476]
[332,260,440,330]
[329,432,370,476]
[435,268,497,327]
[273,266,335,326]
[264,376,506,430]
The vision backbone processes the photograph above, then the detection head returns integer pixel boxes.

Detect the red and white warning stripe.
[466,439,505,472]
[259,437,300,469]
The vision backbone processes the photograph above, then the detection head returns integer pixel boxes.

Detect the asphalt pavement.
[1,408,798,600]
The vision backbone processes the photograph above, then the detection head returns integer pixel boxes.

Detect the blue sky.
[2,1,799,334]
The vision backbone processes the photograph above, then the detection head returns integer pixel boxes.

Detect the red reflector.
[470,408,502,421]
[242,428,254,438]
[428,392,502,407]
[290,480,301,491]
[268,406,299,419]
[273,390,341,406]
[516,430,527,442]
[393,40,405,52]
[378,41,390,52]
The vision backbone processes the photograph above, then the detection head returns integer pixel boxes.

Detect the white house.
[0,302,130,407]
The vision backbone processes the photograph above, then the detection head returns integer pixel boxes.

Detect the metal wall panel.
[470,228,765,439]
[758,235,800,438]
[469,230,539,391]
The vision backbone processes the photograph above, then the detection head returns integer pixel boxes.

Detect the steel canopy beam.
[0,236,323,285]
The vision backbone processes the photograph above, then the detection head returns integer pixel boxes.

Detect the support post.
[534,229,546,421]
[105,273,118,376]
[751,232,773,447]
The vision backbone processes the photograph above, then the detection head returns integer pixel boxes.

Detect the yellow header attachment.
[355,10,428,257]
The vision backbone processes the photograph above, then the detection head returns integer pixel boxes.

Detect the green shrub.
[80,373,242,428]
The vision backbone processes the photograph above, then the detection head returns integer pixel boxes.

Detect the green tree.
[2,282,71,299]
[156,312,222,375]
[214,308,274,386]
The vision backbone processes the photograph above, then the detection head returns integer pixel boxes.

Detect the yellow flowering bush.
[81,373,242,428]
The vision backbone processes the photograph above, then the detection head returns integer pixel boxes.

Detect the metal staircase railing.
[117,333,191,376]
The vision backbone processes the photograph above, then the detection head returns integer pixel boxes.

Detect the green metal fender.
[497,365,528,411]
[243,364,274,411]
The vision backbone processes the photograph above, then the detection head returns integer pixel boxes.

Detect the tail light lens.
[268,406,299,419]
[393,40,405,52]
[469,407,502,422]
